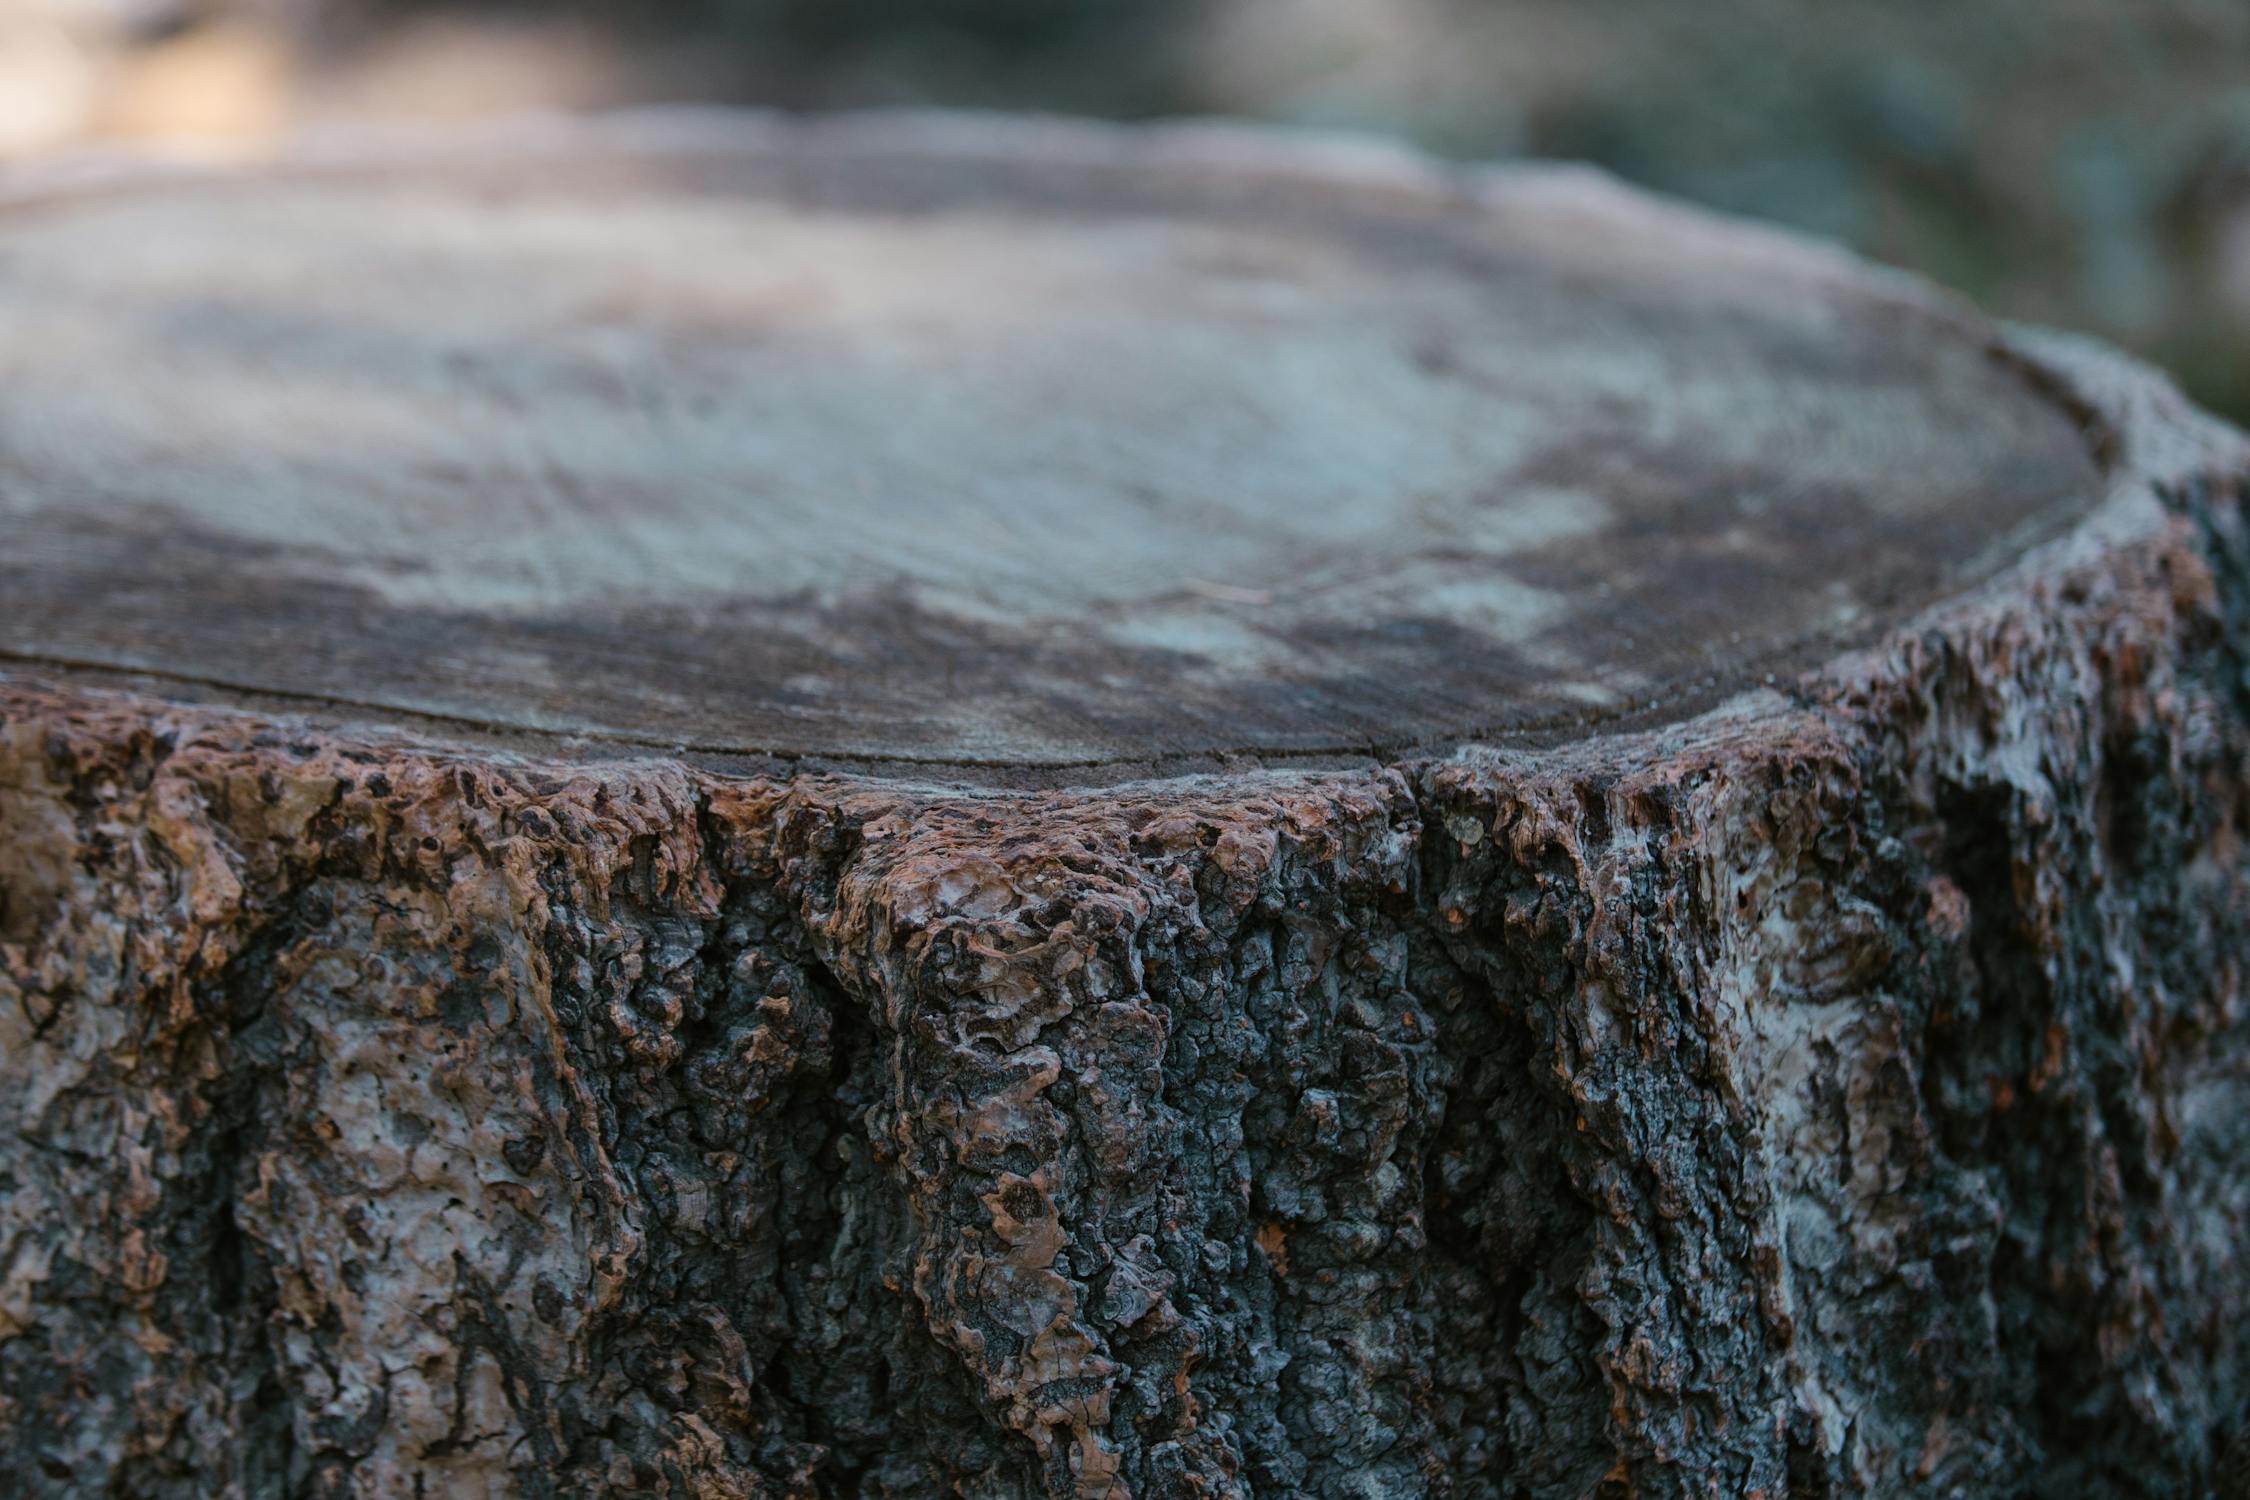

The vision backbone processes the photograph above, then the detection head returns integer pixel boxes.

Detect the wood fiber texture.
[1,114,2248,1499]
[0,111,2103,766]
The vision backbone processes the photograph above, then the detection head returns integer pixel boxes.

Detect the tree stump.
[2,112,2247,1500]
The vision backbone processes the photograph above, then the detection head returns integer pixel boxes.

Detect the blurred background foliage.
[5,0,2250,419]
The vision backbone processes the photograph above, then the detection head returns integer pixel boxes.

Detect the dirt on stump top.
[0,112,2122,772]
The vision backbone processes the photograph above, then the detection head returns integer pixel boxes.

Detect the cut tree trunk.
[1,112,2247,1500]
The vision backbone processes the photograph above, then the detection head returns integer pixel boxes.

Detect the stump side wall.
[1,492,2247,1496]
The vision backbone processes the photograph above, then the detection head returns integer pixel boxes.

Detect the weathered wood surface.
[0,112,2106,769]
[1,113,2247,1499]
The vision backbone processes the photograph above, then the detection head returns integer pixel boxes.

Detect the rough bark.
[1,115,2248,1499]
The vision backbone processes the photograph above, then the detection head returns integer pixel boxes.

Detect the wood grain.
[5,115,2249,1500]
[0,112,2109,768]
